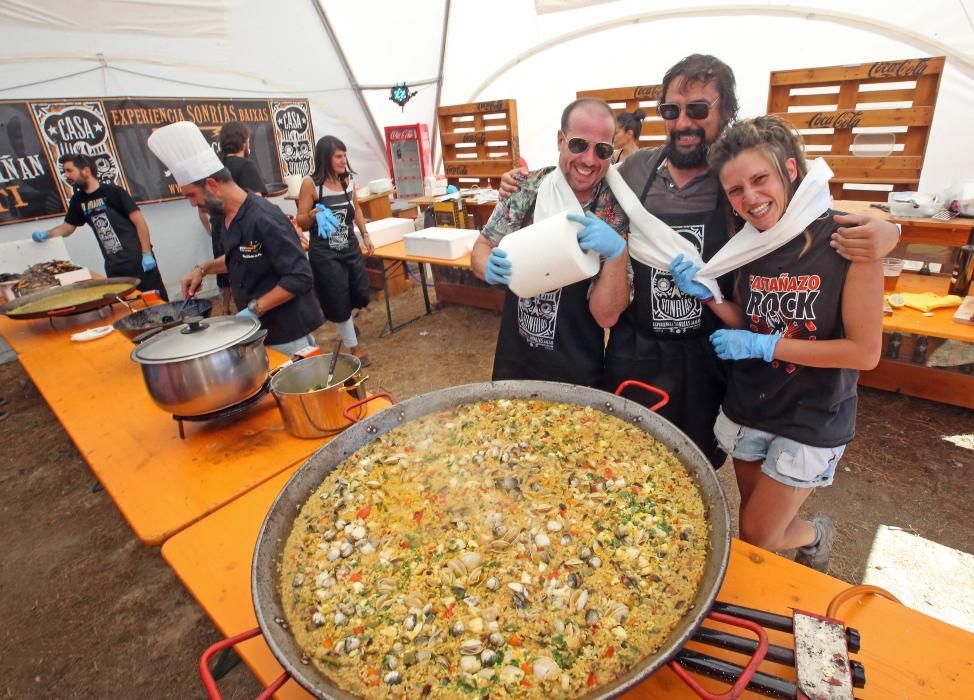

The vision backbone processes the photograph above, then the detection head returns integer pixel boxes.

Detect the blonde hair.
[709,115,814,254]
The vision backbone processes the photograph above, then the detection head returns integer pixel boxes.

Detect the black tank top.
[309,181,356,252]
[721,211,858,447]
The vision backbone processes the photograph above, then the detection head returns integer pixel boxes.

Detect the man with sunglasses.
[472,98,628,387]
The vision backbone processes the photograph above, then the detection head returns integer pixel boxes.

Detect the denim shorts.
[713,410,843,488]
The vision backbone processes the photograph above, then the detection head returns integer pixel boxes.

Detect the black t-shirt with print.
[65,184,142,274]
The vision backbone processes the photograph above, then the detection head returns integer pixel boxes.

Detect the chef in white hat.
[148,122,323,356]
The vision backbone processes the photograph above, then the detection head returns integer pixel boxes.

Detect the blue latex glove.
[314,204,339,240]
[485,247,512,286]
[567,212,626,260]
[237,308,259,320]
[670,253,713,301]
[445,185,458,194]
[141,252,157,272]
[710,329,781,362]
[32,230,49,243]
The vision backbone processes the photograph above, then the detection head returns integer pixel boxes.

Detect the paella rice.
[280,399,709,698]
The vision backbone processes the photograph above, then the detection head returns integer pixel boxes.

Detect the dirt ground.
[1,283,972,698]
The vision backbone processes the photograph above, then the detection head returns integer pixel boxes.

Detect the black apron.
[602,161,731,468]
[308,182,370,323]
[492,276,605,387]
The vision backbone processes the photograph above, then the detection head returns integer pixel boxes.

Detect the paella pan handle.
[199,627,289,700]
[613,380,670,411]
[667,611,768,699]
[341,391,396,423]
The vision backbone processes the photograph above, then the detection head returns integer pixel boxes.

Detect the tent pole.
[431,0,452,176]
[310,0,386,157]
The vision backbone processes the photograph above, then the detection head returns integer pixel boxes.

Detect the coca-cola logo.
[388,128,417,141]
[806,111,863,129]
[446,165,468,175]
[477,101,504,112]
[461,133,486,144]
[42,108,107,148]
[634,85,662,100]
[867,58,930,80]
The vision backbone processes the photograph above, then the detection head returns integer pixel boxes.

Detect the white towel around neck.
[605,157,834,302]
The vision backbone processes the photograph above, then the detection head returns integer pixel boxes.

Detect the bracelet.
[194,263,206,275]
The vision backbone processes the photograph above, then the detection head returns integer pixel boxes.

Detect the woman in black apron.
[602,150,733,468]
[296,136,374,366]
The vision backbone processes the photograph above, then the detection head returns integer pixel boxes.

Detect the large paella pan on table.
[0,277,139,319]
[208,381,743,699]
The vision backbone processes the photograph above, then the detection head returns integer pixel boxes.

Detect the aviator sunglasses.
[657,95,720,121]
[561,132,614,160]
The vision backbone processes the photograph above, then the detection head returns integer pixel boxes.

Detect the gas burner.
[172,379,271,439]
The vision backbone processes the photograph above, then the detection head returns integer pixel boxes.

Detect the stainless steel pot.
[251,380,731,699]
[131,316,269,416]
[270,353,367,439]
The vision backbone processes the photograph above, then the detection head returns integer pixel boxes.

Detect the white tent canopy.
[2,0,972,293]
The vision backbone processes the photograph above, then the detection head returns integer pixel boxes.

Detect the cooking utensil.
[324,339,342,386]
[251,380,731,699]
[174,293,194,319]
[107,293,135,313]
[0,277,139,319]
[113,298,213,343]
[131,315,268,416]
[269,353,367,439]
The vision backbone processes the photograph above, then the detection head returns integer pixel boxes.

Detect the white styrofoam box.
[0,237,72,274]
[403,227,479,260]
[369,178,393,195]
[368,218,416,248]
[54,267,93,285]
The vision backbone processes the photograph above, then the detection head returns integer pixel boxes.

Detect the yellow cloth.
[893,292,963,313]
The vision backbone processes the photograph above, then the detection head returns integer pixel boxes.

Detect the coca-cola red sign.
[388,128,418,141]
[806,111,863,129]
[867,58,931,80]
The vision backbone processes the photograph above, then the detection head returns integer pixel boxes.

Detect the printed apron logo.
[517,290,561,350]
[651,224,704,333]
[328,208,350,250]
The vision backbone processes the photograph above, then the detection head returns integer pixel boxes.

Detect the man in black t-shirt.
[32,153,168,300]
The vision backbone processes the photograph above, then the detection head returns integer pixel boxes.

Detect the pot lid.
[131,315,261,363]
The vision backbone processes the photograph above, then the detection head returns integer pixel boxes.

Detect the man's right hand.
[498,167,528,201]
[485,248,512,286]
[31,231,49,243]
[181,266,204,299]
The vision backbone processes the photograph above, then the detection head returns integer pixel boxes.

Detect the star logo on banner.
[94,123,103,132]
[48,125,58,136]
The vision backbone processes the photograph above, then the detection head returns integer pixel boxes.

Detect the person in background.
[296,136,374,367]
[471,98,629,387]
[197,121,269,314]
[613,108,646,163]
[148,121,322,357]
[671,115,882,572]
[32,153,168,300]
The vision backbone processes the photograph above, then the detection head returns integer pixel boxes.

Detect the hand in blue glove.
[567,212,626,260]
[32,230,49,243]
[237,307,259,320]
[670,253,713,301]
[141,252,157,272]
[445,185,458,194]
[314,204,339,240]
[710,329,781,362]
[485,247,512,286]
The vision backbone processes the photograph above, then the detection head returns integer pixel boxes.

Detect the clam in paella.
[280,399,709,698]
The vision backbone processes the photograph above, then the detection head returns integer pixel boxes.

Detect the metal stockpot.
[131,316,269,416]
[270,353,367,438]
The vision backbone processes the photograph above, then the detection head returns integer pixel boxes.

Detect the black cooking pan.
[0,277,139,320]
[113,298,214,343]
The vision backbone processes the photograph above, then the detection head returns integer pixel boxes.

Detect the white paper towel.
[497,210,598,298]
[284,174,303,198]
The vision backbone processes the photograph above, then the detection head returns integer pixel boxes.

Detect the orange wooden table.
[835,199,974,248]
[0,306,375,545]
[163,469,974,699]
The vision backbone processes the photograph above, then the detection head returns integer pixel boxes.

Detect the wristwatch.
[247,298,261,316]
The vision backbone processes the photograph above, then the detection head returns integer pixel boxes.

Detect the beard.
[666,127,710,169]
[203,192,225,215]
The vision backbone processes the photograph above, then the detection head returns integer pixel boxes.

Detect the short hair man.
[471,98,629,386]
[149,122,322,357]
[31,153,168,300]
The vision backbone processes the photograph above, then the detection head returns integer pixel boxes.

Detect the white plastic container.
[369,178,393,195]
[367,218,415,248]
[403,227,478,260]
[888,191,940,218]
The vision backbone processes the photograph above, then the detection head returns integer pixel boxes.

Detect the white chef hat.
[147,121,224,187]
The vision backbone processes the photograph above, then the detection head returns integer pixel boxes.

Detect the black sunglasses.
[657,96,720,121]
[562,132,614,160]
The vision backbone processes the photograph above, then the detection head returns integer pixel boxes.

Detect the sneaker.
[349,346,371,368]
[794,514,836,573]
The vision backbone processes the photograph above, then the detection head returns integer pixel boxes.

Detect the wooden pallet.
[437,100,519,188]
[768,57,944,202]
[576,84,666,150]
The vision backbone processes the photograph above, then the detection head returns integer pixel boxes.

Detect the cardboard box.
[54,267,92,285]
[368,218,416,248]
[403,227,478,260]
